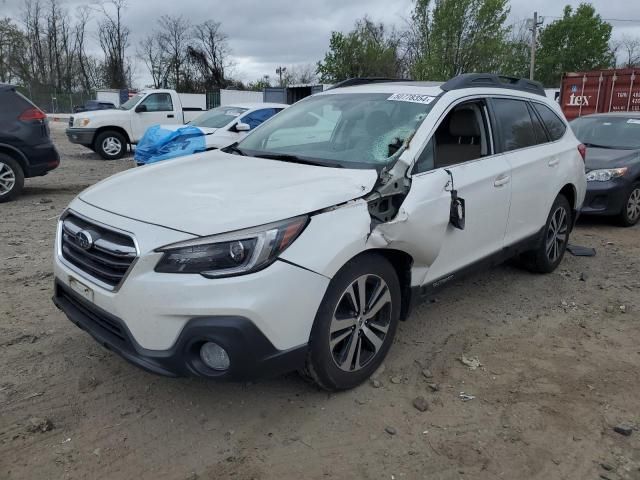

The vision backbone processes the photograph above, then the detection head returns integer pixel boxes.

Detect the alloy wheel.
[0,162,16,196]
[626,188,640,223]
[546,206,568,263]
[102,137,122,156]
[329,274,392,372]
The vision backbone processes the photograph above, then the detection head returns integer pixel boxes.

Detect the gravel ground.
[1,122,639,480]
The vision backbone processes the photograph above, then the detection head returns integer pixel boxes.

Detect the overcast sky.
[1,0,640,87]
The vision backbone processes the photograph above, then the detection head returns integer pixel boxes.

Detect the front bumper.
[581,178,631,216]
[52,200,330,378]
[53,281,307,379]
[66,127,97,146]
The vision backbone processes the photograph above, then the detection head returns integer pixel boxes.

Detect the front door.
[390,98,512,287]
[131,93,177,142]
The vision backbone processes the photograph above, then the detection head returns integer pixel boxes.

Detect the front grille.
[69,116,74,127]
[60,213,137,289]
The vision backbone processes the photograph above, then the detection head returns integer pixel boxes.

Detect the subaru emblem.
[76,230,94,250]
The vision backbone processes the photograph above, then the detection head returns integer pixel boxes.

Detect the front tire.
[303,253,401,391]
[94,130,126,160]
[0,154,25,203]
[618,183,640,227]
[523,194,572,273]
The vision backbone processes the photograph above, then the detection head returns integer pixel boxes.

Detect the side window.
[492,99,538,151]
[527,103,549,144]
[418,99,492,171]
[413,138,435,174]
[532,103,567,141]
[241,108,277,129]
[140,93,173,112]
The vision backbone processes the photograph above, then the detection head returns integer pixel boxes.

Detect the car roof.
[225,102,288,109]
[320,82,444,97]
[0,83,16,92]
[577,112,640,119]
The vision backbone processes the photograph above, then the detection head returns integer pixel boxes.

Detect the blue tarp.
[134,125,206,165]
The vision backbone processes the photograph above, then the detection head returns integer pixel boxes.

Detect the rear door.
[131,93,178,141]
[490,97,561,245]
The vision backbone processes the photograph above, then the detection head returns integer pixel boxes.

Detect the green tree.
[0,18,27,83]
[316,17,401,83]
[409,0,511,81]
[536,4,613,86]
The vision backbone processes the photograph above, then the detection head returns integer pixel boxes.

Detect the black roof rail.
[441,73,546,97]
[328,77,411,90]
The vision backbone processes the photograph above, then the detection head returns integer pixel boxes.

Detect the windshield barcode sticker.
[388,93,436,105]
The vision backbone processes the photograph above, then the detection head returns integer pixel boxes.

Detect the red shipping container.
[560,69,640,120]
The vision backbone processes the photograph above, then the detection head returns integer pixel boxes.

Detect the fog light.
[200,342,230,371]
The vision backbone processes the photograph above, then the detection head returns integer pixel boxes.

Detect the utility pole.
[529,12,543,80]
[276,66,287,87]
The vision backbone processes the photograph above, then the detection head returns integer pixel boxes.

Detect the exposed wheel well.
[0,146,27,174]
[559,183,576,211]
[94,126,131,146]
[365,249,414,322]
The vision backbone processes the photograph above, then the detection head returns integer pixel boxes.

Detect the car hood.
[585,147,640,170]
[159,124,218,134]
[79,150,378,236]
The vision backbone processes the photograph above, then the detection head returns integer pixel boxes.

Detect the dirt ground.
[1,122,639,480]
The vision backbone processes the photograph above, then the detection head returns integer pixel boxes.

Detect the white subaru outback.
[53,74,586,391]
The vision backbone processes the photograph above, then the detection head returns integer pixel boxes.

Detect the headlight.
[586,167,628,182]
[155,216,308,277]
[76,118,90,127]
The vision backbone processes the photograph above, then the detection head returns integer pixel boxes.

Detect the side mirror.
[135,104,147,113]
[235,122,250,132]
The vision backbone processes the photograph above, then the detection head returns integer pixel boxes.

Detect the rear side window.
[532,103,567,141]
[527,103,548,144]
[492,98,539,151]
[1,90,32,116]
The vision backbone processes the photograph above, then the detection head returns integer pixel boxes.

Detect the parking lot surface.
[1,123,639,479]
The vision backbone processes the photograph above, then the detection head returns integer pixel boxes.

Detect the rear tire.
[522,194,572,274]
[618,182,640,227]
[94,130,126,160]
[0,154,25,203]
[303,253,402,391]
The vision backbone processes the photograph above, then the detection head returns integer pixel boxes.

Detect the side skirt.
[406,226,545,316]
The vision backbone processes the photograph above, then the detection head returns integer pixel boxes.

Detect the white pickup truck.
[65,89,205,160]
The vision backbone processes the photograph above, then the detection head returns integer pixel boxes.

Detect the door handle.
[548,158,559,167]
[494,174,510,187]
[167,114,174,118]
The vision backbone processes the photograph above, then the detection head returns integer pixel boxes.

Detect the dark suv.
[0,84,60,202]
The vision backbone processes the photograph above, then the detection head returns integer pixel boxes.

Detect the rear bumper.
[581,179,631,216]
[66,128,97,146]
[22,142,60,177]
[52,281,307,380]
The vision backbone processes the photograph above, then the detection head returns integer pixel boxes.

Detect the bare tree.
[613,35,640,68]
[97,0,130,88]
[281,64,317,86]
[158,14,191,90]
[188,20,232,89]
[138,32,171,88]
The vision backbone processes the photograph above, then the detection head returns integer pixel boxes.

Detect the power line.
[543,15,640,24]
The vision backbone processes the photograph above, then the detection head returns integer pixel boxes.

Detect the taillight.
[577,144,586,162]
[19,108,46,121]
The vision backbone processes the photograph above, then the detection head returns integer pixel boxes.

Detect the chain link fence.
[16,86,95,114]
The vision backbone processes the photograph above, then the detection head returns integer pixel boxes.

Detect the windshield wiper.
[583,142,615,149]
[223,143,246,156]
[253,153,342,168]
